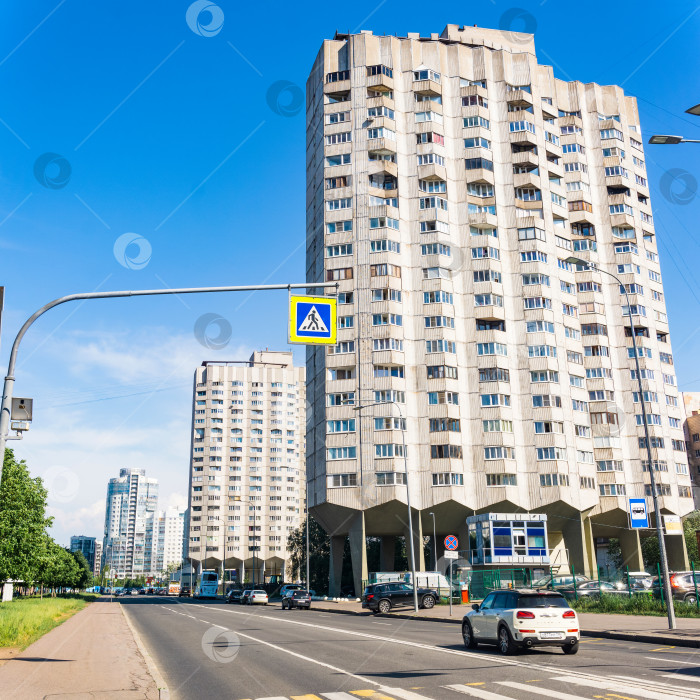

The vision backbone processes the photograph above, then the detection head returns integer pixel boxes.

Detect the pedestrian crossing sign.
[289,295,337,345]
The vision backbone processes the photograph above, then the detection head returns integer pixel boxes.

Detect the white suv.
[462,589,580,655]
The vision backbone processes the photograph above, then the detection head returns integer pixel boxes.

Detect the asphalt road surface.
[121,597,700,700]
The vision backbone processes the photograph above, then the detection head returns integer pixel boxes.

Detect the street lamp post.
[0,282,337,481]
[353,400,419,613]
[649,103,700,145]
[428,512,437,571]
[285,466,310,590]
[565,256,676,629]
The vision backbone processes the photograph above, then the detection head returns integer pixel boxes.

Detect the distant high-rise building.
[305,24,692,595]
[186,351,306,585]
[70,535,96,571]
[682,393,700,509]
[151,507,186,573]
[103,468,159,579]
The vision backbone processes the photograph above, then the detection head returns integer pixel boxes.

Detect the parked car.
[652,572,700,605]
[362,582,439,614]
[462,589,580,655]
[531,574,591,590]
[227,589,244,604]
[240,589,253,605]
[282,590,311,610]
[248,590,269,605]
[178,586,191,597]
[615,572,654,589]
[556,580,646,600]
[279,584,304,597]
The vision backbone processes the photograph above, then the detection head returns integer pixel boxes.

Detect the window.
[374,338,404,351]
[537,447,566,461]
[486,474,517,486]
[371,263,401,278]
[431,444,463,459]
[428,391,459,405]
[426,339,455,353]
[376,472,407,486]
[370,239,400,253]
[483,419,513,432]
[539,473,570,486]
[425,315,454,328]
[524,297,552,309]
[427,365,458,379]
[518,227,546,242]
[644,484,671,497]
[534,421,564,434]
[478,342,508,356]
[326,244,353,257]
[326,220,352,233]
[376,443,404,458]
[326,153,351,166]
[325,132,351,145]
[368,105,395,119]
[465,157,493,171]
[374,390,405,404]
[421,242,451,256]
[416,132,444,145]
[429,418,461,432]
[327,473,358,487]
[484,446,516,460]
[326,267,353,282]
[375,417,406,431]
[374,365,404,378]
[432,473,464,486]
[414,68,440,82]
[373,313,403,326]
[532,395,562,408]
[480,393,511,407]
[474,270,502,283]
[521,250,547,263]
[417,153,445,166]
[479,367,510,382]
[368,127,396,140]
[367,64,393,78]
[420,196,448,210]
[475,294,503,307]
[327,447,357,460]
[528,345,557,358]
[462,95,487,107]
[463,116,490,129]
[424,290,453,304]
[416,111,444,124]
[327,419,356,433]
[327,198,352,211]
[464,136,491,149]
[472,246,500,260]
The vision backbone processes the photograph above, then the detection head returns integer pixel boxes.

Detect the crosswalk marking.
[661,675,700,684]
[647,657,698,665]
[351,690,396,700]
[550,674,696,700]
[497,680,596,700]
[379,688,438,700]
[442,684,511,700]
[322,693,361,700]
[291,695,324,700]
[610,674,700,697]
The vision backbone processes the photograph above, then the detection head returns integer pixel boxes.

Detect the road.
[121,597,700,700]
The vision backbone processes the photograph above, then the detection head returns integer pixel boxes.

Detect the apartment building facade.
[151,506,186,574]
[186,351,306,584]
[103,468,159,579]
[305,24,693,595]
[682,393,700,509]
[69,535,96,572]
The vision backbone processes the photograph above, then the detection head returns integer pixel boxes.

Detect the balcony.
[468,211,498,229]
[366,65,394,93]
[367,138,396,157]
[413,78,441,97]
[513,172,541,190]
[512,150,539,170]
[417,162,447,181]
[505,89,533,109]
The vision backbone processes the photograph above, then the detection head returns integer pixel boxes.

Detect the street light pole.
[354,400,419,613]
[429,512,437,571]
[565,257,676,629]
[0,282,337,480]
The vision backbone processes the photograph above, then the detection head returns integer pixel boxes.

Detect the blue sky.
[1,0,699,545]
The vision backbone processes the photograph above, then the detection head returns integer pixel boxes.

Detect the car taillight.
[516,611,535,619]
[519,629,536,633]
[366,594,374,600]
[567,629,579,633]
[670,575,681,588]
[563,610,576,618]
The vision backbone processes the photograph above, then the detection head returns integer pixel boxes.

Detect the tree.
[642,511,700,571]
[0,449,52,585]
[71,550,93,589]
[286,517,329,592]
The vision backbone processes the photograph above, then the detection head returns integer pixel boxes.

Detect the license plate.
[540,632,564,639]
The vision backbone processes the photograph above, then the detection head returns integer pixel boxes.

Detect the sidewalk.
[309,599,700,647]
[0,598,164,700]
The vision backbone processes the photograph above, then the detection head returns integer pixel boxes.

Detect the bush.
[571,593,700,618]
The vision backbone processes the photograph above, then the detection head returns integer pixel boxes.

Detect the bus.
[194,570,219,598]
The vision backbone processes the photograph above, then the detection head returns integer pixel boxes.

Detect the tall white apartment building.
[305,25,693,595]
[103,468,159,579]
[150,507,186,574]
[186,351,306,585]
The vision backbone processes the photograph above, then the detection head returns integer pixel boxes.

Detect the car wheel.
[462,621,478,649]
[422,595,436,609]
[562,641,579,655]
[378,599,391,614]
[498,625,518,655]
[685,593,697,605]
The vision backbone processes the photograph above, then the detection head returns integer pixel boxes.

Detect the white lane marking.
[550,674,695,700]
[443,683,512,700]
[160,606,380,687]
[384,688,447,700]
[648,657,699,665]
[613,674,700,696]
[321,693,359,700]
[371,622,391,626]
[662,675,700,684]
[497,680,595,700]
[256,697,289,700]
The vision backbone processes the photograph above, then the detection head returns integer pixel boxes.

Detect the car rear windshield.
[293,591,310,596]
[518,594,569,608]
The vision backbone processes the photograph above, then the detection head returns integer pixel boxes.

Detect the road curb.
[120,603,171,700]
[311,604,700,647]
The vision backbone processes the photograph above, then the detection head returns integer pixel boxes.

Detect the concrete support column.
[561,515,596,578]
[348,513,368,597]
[404,511,425,574]
[379,535,396,571]
[665,534,690,571]
[619,529,644,571]
[328,535,345,596]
